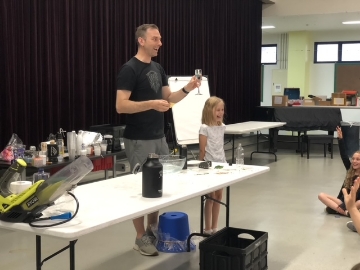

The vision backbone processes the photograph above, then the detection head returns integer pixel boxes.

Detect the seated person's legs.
[318,192,348,216]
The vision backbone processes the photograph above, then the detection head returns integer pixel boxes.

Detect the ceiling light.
[261,26,275,29]
[342,21,360,25]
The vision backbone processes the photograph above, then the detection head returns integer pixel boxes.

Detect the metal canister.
[179,145,187,169]
[142,153,163,198]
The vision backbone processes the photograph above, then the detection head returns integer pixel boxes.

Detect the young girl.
[318,126,360,216]
[199,96,226,235]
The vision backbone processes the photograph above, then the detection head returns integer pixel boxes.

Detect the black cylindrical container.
[179,145,187,169]
[142,153,163,198]
[47,143,59,163]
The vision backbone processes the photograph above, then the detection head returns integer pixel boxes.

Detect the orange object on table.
[342,90,357,96]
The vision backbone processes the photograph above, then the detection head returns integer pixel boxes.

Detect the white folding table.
[0,164,269,270]
[225,121,286,162]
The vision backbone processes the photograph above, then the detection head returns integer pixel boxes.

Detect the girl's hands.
[336,126,343,139]
[343,178,360,211]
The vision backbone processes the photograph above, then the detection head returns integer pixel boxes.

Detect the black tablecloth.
[254,106,343,151]
[255,106,342,132]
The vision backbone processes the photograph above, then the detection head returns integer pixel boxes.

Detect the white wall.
[262,34,281,106]
[307,30,359,98]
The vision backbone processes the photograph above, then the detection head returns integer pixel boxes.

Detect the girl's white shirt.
[199,123,226,163]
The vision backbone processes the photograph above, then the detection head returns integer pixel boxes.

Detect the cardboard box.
[331,93,346,106]
[357,97,360,107]
[303,99,315,106]
[317,101,331,106]
[272,95,288,106]
[312,96,322,105]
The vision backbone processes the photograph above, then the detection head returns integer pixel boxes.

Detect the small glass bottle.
[56,133,64,156]
[33,168,50,184]
[236,143,245,169]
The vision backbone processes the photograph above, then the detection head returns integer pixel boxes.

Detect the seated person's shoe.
[325,207,337,214]
[346,221,357,232]
[133,234,159,256]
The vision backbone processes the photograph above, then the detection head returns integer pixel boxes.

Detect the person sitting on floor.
[318,126,360,217]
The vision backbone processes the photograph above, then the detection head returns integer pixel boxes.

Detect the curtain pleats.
[0,0,262,147]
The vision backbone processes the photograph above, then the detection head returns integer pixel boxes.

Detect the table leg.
[113,155,116,178]
[231,134,235,163]
[200,195,204,234]
[269,128,278,152]
[250,130,278,161]
[226,186,230,227]
[70,240,76,270]
[36,235,41,270]
[187,188,230,252]
[327,130,334,153]
[35,235,78,269]
[297,131,301,152]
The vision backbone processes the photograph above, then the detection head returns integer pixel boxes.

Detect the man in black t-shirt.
[116,24,200,256]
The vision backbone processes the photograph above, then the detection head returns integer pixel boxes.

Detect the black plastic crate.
[89,124,125,152]
[199,227,268,270]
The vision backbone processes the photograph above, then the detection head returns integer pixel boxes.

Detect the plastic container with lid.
[33,168,50,184]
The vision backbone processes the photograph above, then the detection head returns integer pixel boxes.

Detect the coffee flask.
[142,153,163,198]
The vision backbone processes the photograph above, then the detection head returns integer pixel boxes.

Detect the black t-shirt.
[116,57,169,140]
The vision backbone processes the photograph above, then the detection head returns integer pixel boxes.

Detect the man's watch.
[182,87,189,94]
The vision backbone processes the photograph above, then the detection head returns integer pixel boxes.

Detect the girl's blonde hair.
[344,150,360,190]
[201,96,225,126]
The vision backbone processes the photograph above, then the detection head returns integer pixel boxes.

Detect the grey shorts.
[124,137,169,172]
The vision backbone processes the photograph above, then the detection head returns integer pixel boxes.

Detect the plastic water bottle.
[236,143,245,169]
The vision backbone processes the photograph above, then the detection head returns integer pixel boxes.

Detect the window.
[342,43,360,61]
[314,41,360,63]
[261,44,277,64]
[316,43,338,62]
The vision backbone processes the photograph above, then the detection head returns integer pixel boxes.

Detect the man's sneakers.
[346,221,357,233]
[145,227,156,244]
[134,234,159,256]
